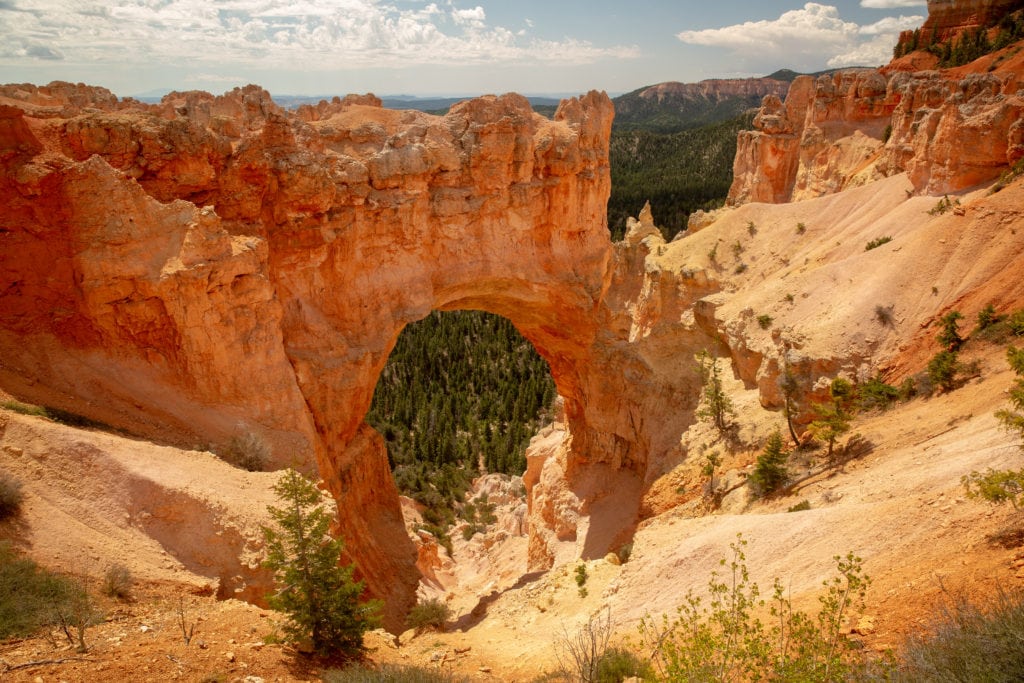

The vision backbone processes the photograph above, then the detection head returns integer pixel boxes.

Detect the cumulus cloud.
[677,3,921,70]
[860,0,926,8]
[0,0,638,71]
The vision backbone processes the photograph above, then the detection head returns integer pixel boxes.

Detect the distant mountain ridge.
[611,77,788,133]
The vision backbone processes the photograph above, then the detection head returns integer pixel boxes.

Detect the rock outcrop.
[728,62,1023,205]
[920,0,1022,42]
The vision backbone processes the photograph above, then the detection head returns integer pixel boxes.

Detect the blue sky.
[0,1,928,98]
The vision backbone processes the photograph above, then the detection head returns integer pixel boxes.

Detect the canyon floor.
[3,176,1024,682]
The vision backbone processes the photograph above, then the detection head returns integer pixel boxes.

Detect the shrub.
[731,240,744,257]
[927,195,958,215]
[746,221,757,237]
[640,536,870,682]
[1010,309,1024,337]
[857,374,901,412]
[575,563,589,597]
[1,400,47,417]
[555,607,612,683]
[406,598,449,633]
[101,563,133,599]
[734,262,748,274]
[262,469,381,657]
[0,542,100,649]
[324,664,470,683]
[977,303,1005,331]
[927,350,961,392]
[757,314,773,330]
[963,469,1024,509]
[796,222,807,235]
[788,499,812,512]
[595,646,655,682]
[865,236,893,251]
[222,430,271,472]
[874,304,894,327]
[617,543,633,564]
[0,472,24,519]
[996,345,1024,450]
[900,587,1024,680]
[748,430,790,497]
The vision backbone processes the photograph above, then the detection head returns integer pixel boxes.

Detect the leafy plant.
[731,240,744,258]
[262,469,381,658]
[575,563,589,598]
[977,303,1005,331]
[995,345,1024,449]
[874,304,894,327]
[757,314,773,330]
[640,536,871,682]
[928,195,959,216]
[0,541,100,648]
[857,374,901,412]
[749,430,790,497]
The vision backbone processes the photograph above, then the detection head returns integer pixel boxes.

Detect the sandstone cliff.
[0,81,617,629]
[728,5,1024,206]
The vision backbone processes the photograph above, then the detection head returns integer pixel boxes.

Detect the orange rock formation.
[0,82,624,629]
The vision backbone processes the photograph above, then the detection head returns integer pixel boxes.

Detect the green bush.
[937,310,965,351]
[788,499,812,512]
[323,663,470,683]
[757,314,773,330]
[865,236,893,251]
[0,472,24,519]
[857,374,901,412]
[900,587,1024,681]
[406,598,449,633]
[101,563,133,599]
[640,536,870,682]
[595,646,654,682]
[0,542,100,649]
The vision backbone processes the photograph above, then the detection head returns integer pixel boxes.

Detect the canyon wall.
[728,43,1023,206]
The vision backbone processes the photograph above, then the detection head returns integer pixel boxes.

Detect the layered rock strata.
[0,82,624,629]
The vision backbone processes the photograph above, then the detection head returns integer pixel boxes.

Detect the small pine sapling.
[262,469,381,657]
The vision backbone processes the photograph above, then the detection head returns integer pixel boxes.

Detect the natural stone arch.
[2,84,713,633]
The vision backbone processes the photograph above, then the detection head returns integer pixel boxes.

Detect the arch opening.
[365,308,557,544]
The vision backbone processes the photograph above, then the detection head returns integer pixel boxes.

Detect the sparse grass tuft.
[787,499,811,512]
[324,664,470,682]
[865,236,893,251]
[221,430,271,472]
[0,472,24,520]
[101,563,133,599]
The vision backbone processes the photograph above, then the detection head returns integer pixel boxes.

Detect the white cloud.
[677,3,921,70]
[860,0,926,8]
[0,0,638,73]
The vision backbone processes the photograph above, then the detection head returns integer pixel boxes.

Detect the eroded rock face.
[728,58,1024,205]
[0,81,621,630]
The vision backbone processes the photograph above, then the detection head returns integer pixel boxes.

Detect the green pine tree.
[262,469,381,657]
[697,349,735,433]
[749,430,790,497]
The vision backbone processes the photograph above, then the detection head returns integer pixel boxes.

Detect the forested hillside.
[367,311,555,532]
[608,113,752,240]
